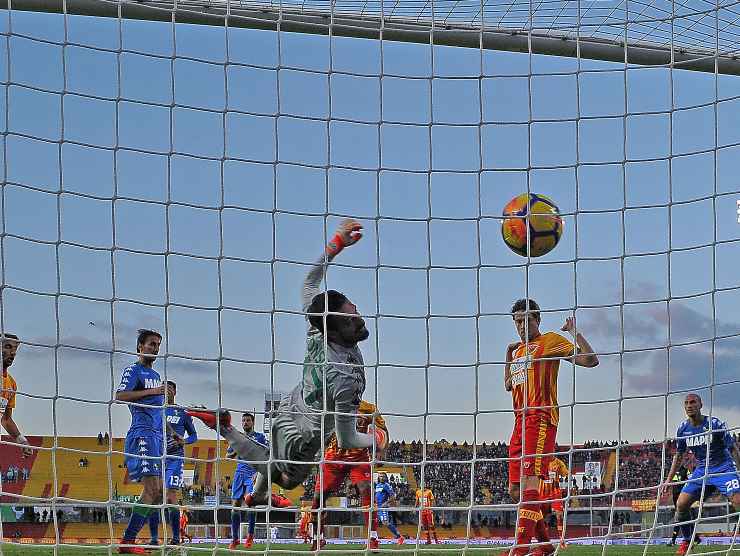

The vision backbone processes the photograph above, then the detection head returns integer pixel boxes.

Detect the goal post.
[0,0,738,549]
[0,0,739,74]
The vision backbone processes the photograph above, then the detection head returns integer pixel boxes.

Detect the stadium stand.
[6,435,733,541]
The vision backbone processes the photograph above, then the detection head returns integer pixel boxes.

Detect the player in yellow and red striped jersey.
[539,457,570,547]
[505,299,599,556]
[311,400,388,551]
[298,505,312,543]
[415,487,438,544]
[1,334,31,457]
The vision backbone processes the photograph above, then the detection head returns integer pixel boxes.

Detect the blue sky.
[2,8,740,446]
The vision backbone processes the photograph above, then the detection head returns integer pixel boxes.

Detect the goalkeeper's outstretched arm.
[302,219,363,312]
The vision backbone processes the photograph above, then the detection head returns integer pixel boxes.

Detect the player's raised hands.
[561,316,578,336]
[327,219,363,258]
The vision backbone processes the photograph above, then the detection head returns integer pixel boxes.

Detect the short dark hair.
[307,290,348,334]
[511,299,541,320]
[2,333,19,342]
[136,329,162,348]
[242,412,255,420]
[166,380,176,390]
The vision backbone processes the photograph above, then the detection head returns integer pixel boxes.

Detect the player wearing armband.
[310,400,390,551]
[1,334,32,458]
[147,381,197,546]
[504,299,598,556]
[187,219,387,509]
[663,393,740,556]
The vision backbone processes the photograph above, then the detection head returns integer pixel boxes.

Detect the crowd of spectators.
[299,437,735,508]
[3,465,30,482]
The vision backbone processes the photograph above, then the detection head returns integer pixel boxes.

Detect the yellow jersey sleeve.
[542,332,575,359]
[1,373,16,411]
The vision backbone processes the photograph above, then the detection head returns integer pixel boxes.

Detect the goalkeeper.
[189,219,387,506]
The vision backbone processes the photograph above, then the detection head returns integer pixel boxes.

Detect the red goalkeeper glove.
[326,220,363,257]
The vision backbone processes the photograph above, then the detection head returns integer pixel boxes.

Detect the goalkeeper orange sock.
[514,489,542,552]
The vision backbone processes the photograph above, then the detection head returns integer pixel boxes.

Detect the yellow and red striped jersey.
[324,400,387,462]
[415,488,434,508]
[1,371,16,413]
[509,332,574,425]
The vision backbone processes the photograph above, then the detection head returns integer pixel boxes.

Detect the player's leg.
[420,511,432,544]
[120,435,164,553]
[244,477,257,548]
[671,523,680,545]
[428,512,439,543]
[246,509,256,547]
[311,463,345,549]
[554,508,566,547]
[513,417,554,556]
[229,474,246,550]
[674,490,699,554]
[351,465,378,547]
[165,489,180,544]
[163,457,183,544]
[388,512,404,543]
[147,509,160,546]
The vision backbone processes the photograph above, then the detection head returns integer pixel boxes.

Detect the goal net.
[0,0,739,552]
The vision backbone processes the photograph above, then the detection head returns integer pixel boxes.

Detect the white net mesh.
[0,0,739,553]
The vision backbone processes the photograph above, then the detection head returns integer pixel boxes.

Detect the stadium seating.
[7,433,733,541]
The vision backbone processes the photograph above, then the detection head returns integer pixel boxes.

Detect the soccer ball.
[501,193,563,257]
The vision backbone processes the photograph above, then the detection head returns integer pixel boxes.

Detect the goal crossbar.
[2,0,740,75]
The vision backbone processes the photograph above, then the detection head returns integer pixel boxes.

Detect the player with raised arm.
[538,456,570,548]
[1,334,32,458]
[115,329,172,555]
[504,299,599,556]
[187,219,387,511]
[147,381,197,547]
[310,400,390,551]
[375,472,405,546]
[663,393,740,555]
[227,412,267,550]
[415,485,438,544]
